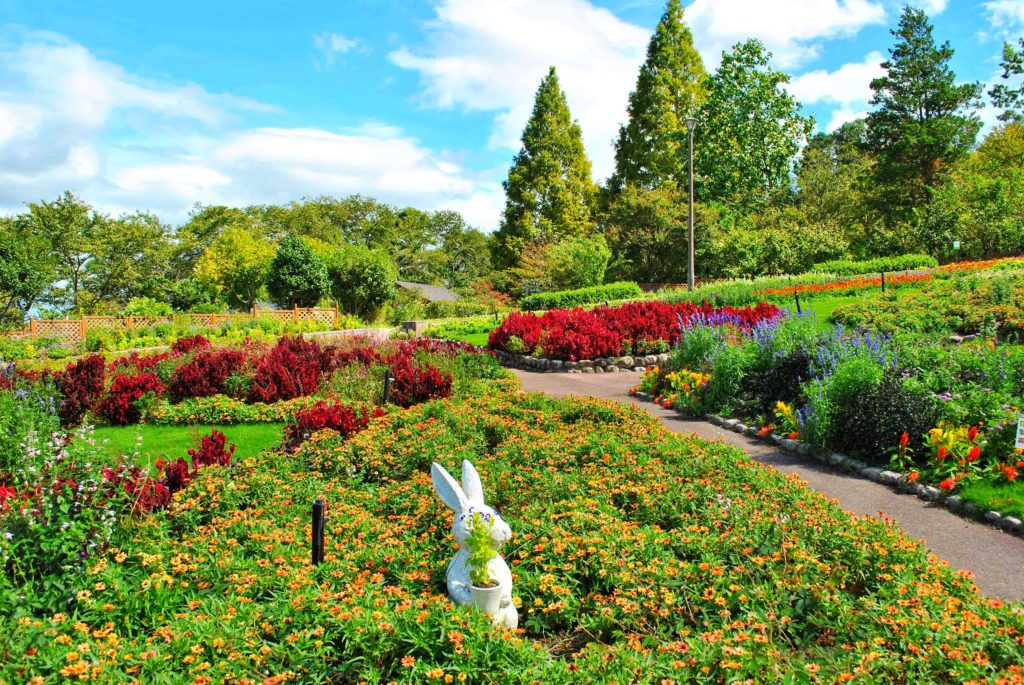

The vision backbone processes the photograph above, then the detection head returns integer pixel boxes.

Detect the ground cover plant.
[3,389,1022,683]
[488,300,783,360]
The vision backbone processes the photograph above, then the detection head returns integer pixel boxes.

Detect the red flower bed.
[388,356,453,408]
[247,336,338,404]
[759,273,931,297]
[167,349,247,402]
[56,354,106,425]
[488,301,784,360]
[98,372,165,425]
[285,401,386,446]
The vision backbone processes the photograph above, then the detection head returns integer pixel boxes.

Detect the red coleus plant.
[167,348,247,402]
[189,429,236,469]
[247,336,338,403]
[387,356,453,408]
[98,372,165,425]
[171,335,212,355]
[56,354,106,426]
[285,401,386,446]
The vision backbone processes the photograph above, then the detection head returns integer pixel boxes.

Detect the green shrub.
[122,296,173,317]
[811,254,938,276]
[520,281,643,311]
[423,300,492,319]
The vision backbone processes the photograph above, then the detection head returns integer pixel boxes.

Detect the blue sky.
[1,0,1021,230]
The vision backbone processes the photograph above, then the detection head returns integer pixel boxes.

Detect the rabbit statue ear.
[431,462,468,512]
[461,460,484,505]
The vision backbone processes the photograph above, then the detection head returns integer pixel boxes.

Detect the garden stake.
[383,367,393,405]
[794,291,802,316]
[312,498,325,566]
[881,271,886,293]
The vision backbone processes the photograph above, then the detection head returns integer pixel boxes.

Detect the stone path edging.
[493,349,668,373]
[634,391,1024,540]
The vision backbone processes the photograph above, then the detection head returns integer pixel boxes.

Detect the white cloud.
[390,0,650,181]
[984,0,1024,33]
[0,30,505,230]
[789,51,885,107]
[313,32,362,68]
[686,0,888,68]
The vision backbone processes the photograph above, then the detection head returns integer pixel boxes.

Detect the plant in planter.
[466,511,502,617]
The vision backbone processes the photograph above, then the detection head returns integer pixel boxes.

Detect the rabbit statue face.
[430,459,518,629]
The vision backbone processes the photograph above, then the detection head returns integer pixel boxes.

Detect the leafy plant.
[465,511,497,588]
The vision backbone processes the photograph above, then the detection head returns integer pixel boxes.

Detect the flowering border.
[632,391,1024,539]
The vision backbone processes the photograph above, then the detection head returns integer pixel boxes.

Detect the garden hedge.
[811,253,938,276]
[519,281,642,311]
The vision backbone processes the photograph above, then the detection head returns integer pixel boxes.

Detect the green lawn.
[455,332,491,347]
[93,423,285,465]
[959,479,1024,520]
[784,295,867,330]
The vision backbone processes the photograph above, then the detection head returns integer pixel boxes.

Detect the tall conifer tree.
[492,67,595,269]
[609,0,706,193]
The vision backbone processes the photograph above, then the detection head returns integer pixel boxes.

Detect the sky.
[0,0,1022,231]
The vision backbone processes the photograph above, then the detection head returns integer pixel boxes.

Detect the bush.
[167,349,247,402]
[812,253,938,276]
[55,354,106,425]
[520,281,642,311]
[750,348,813,413]
[545,235,611,290]
[247,336,336,403]
[388,356,453,408]
[98,372,165,425]
[285,401,385,446]
[121,296,172,317]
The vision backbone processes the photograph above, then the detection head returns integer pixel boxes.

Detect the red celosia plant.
[388,356,453,408]
[98,372,165,425]
[285,401,386,446]
[56,354,106,425]
[172,335,212,355]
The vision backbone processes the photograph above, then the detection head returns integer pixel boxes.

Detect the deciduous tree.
[267,236,331,308]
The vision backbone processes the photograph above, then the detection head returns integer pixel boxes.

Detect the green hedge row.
[811,253,938,276]
[520,281,643,311]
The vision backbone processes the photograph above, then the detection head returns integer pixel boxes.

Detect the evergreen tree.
[990,38,1024,123]
[866,7,981,217]
[267,235,330,308]
[609,0,706,193]
[492,67,596,269]
[697,40,813,209]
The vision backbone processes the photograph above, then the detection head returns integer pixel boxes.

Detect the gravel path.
[512,369,1024,602]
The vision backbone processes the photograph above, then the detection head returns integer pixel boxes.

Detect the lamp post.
[685,117,697,291]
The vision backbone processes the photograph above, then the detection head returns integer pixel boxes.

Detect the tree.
[546,235,611,290]
[697,40,813,209]
[492,67,596,269]
[267,236,331,308]
[170,204,253,281]
[440,224,491,290]
[83,212,171,312]
[195,226,276,310]
[609,0,706,193]
[990,38,1024,123]
[326,245,397,319]
[0,216,54,325]
[866,7,982,217]
[602,186,690,283]
[21,191,103,313]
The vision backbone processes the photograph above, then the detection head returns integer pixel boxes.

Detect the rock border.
[492,349,670,374]
[633,391,1024,540]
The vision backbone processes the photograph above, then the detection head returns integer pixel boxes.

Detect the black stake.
[794,291,802,316]
[312,498,325,566]
[383,367,393,405]
[881,271,886,294]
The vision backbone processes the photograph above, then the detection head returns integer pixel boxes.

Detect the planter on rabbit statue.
[430,459,518,629]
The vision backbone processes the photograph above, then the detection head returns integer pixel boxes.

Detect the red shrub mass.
[56,354,107,425]
[247,336,337,403]
[388,356,453,408]
[488,301,784,360]
[167,349,247,402]
[285,401,386,445]
[171,335,212,355]
[98,372,165,425]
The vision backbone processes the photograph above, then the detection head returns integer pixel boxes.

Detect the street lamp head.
[685,117,697,132]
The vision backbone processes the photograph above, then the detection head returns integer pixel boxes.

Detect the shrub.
[545,235,611,290]
[829,372,939,463]
[55,354,106,425]
[171,335,211,355]
[121,296,173,317]
[285,401,385,446]
[247,336,336,403]
[750,348,812,413]
[812,253,938,276]
[520,281,643,311]
[167,349,247,402]
[98,372,165,425]
[388,356,453,408]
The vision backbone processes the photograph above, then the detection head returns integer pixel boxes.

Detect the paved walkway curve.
[512,369,1024,602]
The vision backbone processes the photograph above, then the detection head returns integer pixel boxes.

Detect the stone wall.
[492,349,671,374]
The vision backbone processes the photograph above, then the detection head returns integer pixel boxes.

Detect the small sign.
[953,240,961,250]
[1016,417,1024,450]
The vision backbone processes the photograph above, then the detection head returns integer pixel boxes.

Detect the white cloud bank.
[788,51,886,129]
[0,29,503,229]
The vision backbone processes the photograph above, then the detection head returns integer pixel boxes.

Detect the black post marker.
[383,367,392,405]
[794,291,802,316]
[881,271,886,294]
[312,498,325,566]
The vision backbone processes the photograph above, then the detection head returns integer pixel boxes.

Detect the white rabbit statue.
[430,460,518,629]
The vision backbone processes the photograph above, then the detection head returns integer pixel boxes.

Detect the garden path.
[512,369,1024,602]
